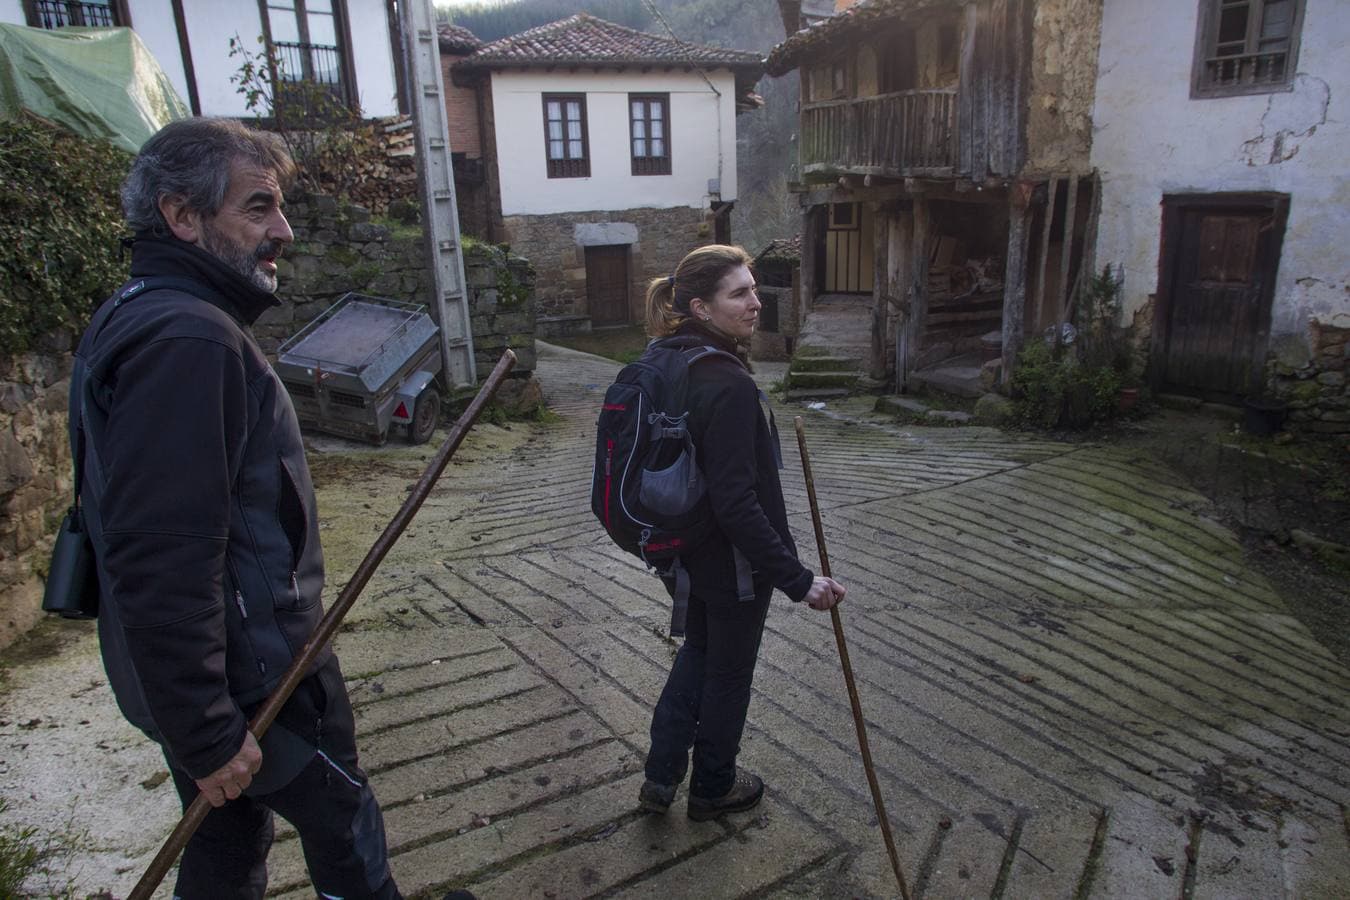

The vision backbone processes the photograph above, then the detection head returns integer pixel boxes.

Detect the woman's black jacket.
[676,322,814,602]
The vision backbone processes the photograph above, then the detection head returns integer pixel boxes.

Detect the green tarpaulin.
[0,24,187,153]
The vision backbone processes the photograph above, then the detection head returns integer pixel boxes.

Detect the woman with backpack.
[638,243,846,821]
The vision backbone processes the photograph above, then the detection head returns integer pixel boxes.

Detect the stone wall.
[501,206,710,328]
[0,196,541,651]
[1268,320,1350,436]
[0,333,77,648]
[1024,0,1102,177]
[260,192,538,387]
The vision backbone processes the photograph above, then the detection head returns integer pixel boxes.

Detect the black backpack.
[591,335,752,635]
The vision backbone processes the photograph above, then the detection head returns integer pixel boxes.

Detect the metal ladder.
[399,0,476,387]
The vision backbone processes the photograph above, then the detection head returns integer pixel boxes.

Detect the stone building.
[768,0,1103,392]
[1092,0,1349,432]
[447,14,764,335]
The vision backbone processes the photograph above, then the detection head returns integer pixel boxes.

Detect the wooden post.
[893,205,914,391]
[1001,183,1033,387]
[870,203,889,379]
[800,203,819,319]
[907,195,931,377]
[958,2,978,177]
[1032,177,1057,334]
[1058,173,1080,322]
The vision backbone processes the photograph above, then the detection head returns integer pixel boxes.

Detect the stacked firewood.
[332,116,419,215]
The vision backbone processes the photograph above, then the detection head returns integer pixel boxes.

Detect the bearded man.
[72,117,401,898]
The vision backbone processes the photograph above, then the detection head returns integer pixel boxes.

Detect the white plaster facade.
[1,0,399,117]
[489,69,739,217]
[1091,0,1349,338]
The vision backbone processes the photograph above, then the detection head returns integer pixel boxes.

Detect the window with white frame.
[261,0,352,106]
[543,94,589,178]
[1192,0,1304,97]
[629,94,671,176]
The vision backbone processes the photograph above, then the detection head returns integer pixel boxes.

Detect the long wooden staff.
[129,349,517,900]
[794,416,911,900]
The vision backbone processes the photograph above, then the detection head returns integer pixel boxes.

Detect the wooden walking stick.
[794,416,911,900]
[129,350,517,900]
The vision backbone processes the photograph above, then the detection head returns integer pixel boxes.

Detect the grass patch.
[547,326,649,365]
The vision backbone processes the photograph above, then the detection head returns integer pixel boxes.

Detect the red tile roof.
[767,0,956,76]
[437,24,482,55]
[455,13,763,72]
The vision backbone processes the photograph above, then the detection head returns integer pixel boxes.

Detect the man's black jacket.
[76,236,330,779]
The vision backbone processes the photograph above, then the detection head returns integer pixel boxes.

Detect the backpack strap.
[68,276,215,510]
[667,558,691,637]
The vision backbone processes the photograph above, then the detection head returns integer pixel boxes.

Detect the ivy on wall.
[0,114,132,358]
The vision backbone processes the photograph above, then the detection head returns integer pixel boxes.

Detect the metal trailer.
[274,293,443,445]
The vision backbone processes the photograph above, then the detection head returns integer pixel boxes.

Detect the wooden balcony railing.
[800,88,957,178]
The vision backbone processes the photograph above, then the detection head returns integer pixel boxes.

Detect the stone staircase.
[785,347,864,401]
[785,294,875,401]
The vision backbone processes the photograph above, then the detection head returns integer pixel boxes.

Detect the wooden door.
[1156,195,1287,400]
[823,202,875,293]
[586,245,629,326]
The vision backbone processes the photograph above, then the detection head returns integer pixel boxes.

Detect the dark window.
[1192,0,1304,97]
[26,0,125,28]
[937,22,959,83]
[260,0,353,107]
[830,60,850,98]
[543,94,589,178]
[879,28,917,93]
[829,202,858,230]
[629,94,671,176]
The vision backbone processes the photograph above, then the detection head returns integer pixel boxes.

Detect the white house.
[450,14,764,331]
[1092,0,1349,428]
[0,0,404,117]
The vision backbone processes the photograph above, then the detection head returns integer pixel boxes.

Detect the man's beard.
[201,223,283,294]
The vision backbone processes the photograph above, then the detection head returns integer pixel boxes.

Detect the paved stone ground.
[2,341,1348,898]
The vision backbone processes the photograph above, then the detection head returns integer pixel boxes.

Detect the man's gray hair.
[122,117,297,234]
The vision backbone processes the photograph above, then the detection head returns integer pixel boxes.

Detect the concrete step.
[785,387,852,402]
[911,366,985,399]
[791,354,863,373]
[787,370,861,390]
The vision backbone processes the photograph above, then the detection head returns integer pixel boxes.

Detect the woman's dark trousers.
[645,582,772,800]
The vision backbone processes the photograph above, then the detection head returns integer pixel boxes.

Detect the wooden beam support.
[870,204,889,379]
[893,207,916,391]
[1001,187,1033,388]
[1057,173,1080,322]
[1032,177,1057,334]
[907,196,931,382]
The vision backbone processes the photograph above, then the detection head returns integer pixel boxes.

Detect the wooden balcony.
[800,89,957,179]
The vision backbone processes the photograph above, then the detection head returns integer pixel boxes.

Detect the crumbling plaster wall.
[1024,0,1102,177]
[1091,0,1349,340]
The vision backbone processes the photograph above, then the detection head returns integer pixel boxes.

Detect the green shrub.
[0,114,132,358]
[1011,339,1123,430]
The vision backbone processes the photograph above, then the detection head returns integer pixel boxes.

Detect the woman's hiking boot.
[638,778,678,813]
[686,768,764,821]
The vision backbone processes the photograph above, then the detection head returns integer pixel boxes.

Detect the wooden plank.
[894,207,915,389]
[871,204,890,378]
[1033,177,1058,333]
[958,2,978,176]
[1058,173,1080,322]
[1000,188,1032,385]
[909,196,932,364]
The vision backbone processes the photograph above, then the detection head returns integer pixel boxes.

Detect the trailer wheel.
[408,389,440,444]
